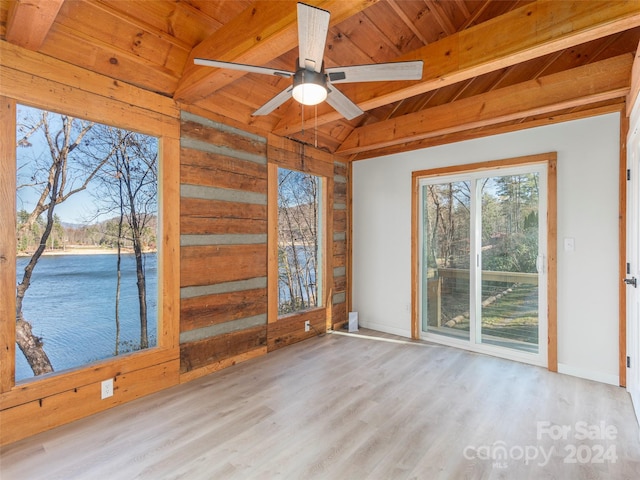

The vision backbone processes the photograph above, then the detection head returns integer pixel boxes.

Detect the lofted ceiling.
[1,0,640,160]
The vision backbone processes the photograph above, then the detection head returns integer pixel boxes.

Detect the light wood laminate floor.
[2,331,640,479]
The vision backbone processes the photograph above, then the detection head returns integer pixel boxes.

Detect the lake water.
[15,254,157,382]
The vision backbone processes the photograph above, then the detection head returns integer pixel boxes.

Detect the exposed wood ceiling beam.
[349,102,624,161]
[5,0,65,50]
[628,39,640,113]
[174,0,298,103]
[274,0,640,136]
[337,54,633,155]
[174,0,378,104]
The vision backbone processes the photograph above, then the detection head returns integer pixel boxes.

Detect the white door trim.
[626,99,640,424]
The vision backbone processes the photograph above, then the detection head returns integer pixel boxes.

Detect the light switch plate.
[564,237,575,252]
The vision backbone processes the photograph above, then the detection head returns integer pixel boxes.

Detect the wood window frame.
[411,153,558,371]
[267,136,335,344]
[0,44,180,445]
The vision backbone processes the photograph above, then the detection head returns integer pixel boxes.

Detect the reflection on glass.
[480,174,539,353]
[422,181,471,339]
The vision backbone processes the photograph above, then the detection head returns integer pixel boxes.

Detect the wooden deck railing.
[425,268,538,327]
[437,268,538,285]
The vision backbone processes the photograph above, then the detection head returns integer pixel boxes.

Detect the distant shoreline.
[17,246,157,257]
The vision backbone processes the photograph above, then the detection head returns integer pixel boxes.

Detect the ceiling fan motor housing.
[292,69,328,106]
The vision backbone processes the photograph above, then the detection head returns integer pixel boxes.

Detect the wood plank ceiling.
[1,0,639,160]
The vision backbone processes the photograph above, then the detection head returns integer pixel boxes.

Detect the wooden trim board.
[0,97,17,394]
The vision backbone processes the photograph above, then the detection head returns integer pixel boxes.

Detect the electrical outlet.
[101,378,113,399]
[305,320,310,332]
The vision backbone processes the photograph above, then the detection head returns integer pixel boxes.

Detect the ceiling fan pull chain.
[315,104,318,149]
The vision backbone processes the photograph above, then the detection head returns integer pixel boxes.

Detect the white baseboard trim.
[358,321,411,339]
[558,363,619,386]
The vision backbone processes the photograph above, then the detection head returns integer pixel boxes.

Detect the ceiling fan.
[194,2,423,120]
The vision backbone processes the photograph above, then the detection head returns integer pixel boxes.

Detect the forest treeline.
[16,210,158,254]
[425,174,540,274]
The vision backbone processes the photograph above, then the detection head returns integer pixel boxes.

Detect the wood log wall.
[178,112,349,381]
[179,111,269,381]
[332,160,349,329]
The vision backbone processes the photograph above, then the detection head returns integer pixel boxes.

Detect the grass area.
[482,283,538,344]
[439,282,538,345]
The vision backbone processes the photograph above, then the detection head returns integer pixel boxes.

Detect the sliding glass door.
[419,164,547,366]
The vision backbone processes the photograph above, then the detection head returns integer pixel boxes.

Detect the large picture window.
[15,105,158,381]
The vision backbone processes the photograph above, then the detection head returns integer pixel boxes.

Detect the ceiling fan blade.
[253,86,294,116]
[326,61,424,83]
[326,85,364,120]
[194,58,294,78]
[297,3,330,73]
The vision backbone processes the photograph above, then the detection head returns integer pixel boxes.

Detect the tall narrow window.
[277,168,323,315]
[417,160,552,367]
[15,105,158,381]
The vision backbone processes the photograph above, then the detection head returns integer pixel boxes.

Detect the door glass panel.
[422,181,471,339]
[480,174,539,352]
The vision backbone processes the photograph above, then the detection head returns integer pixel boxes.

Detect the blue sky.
[16,104,157,225]
[16,104,97,224]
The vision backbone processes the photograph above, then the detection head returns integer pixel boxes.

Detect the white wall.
[352,114,621,385]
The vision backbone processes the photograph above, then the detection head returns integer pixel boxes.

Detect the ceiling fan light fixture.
[292,69,327,106]
[196,4,422,119]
